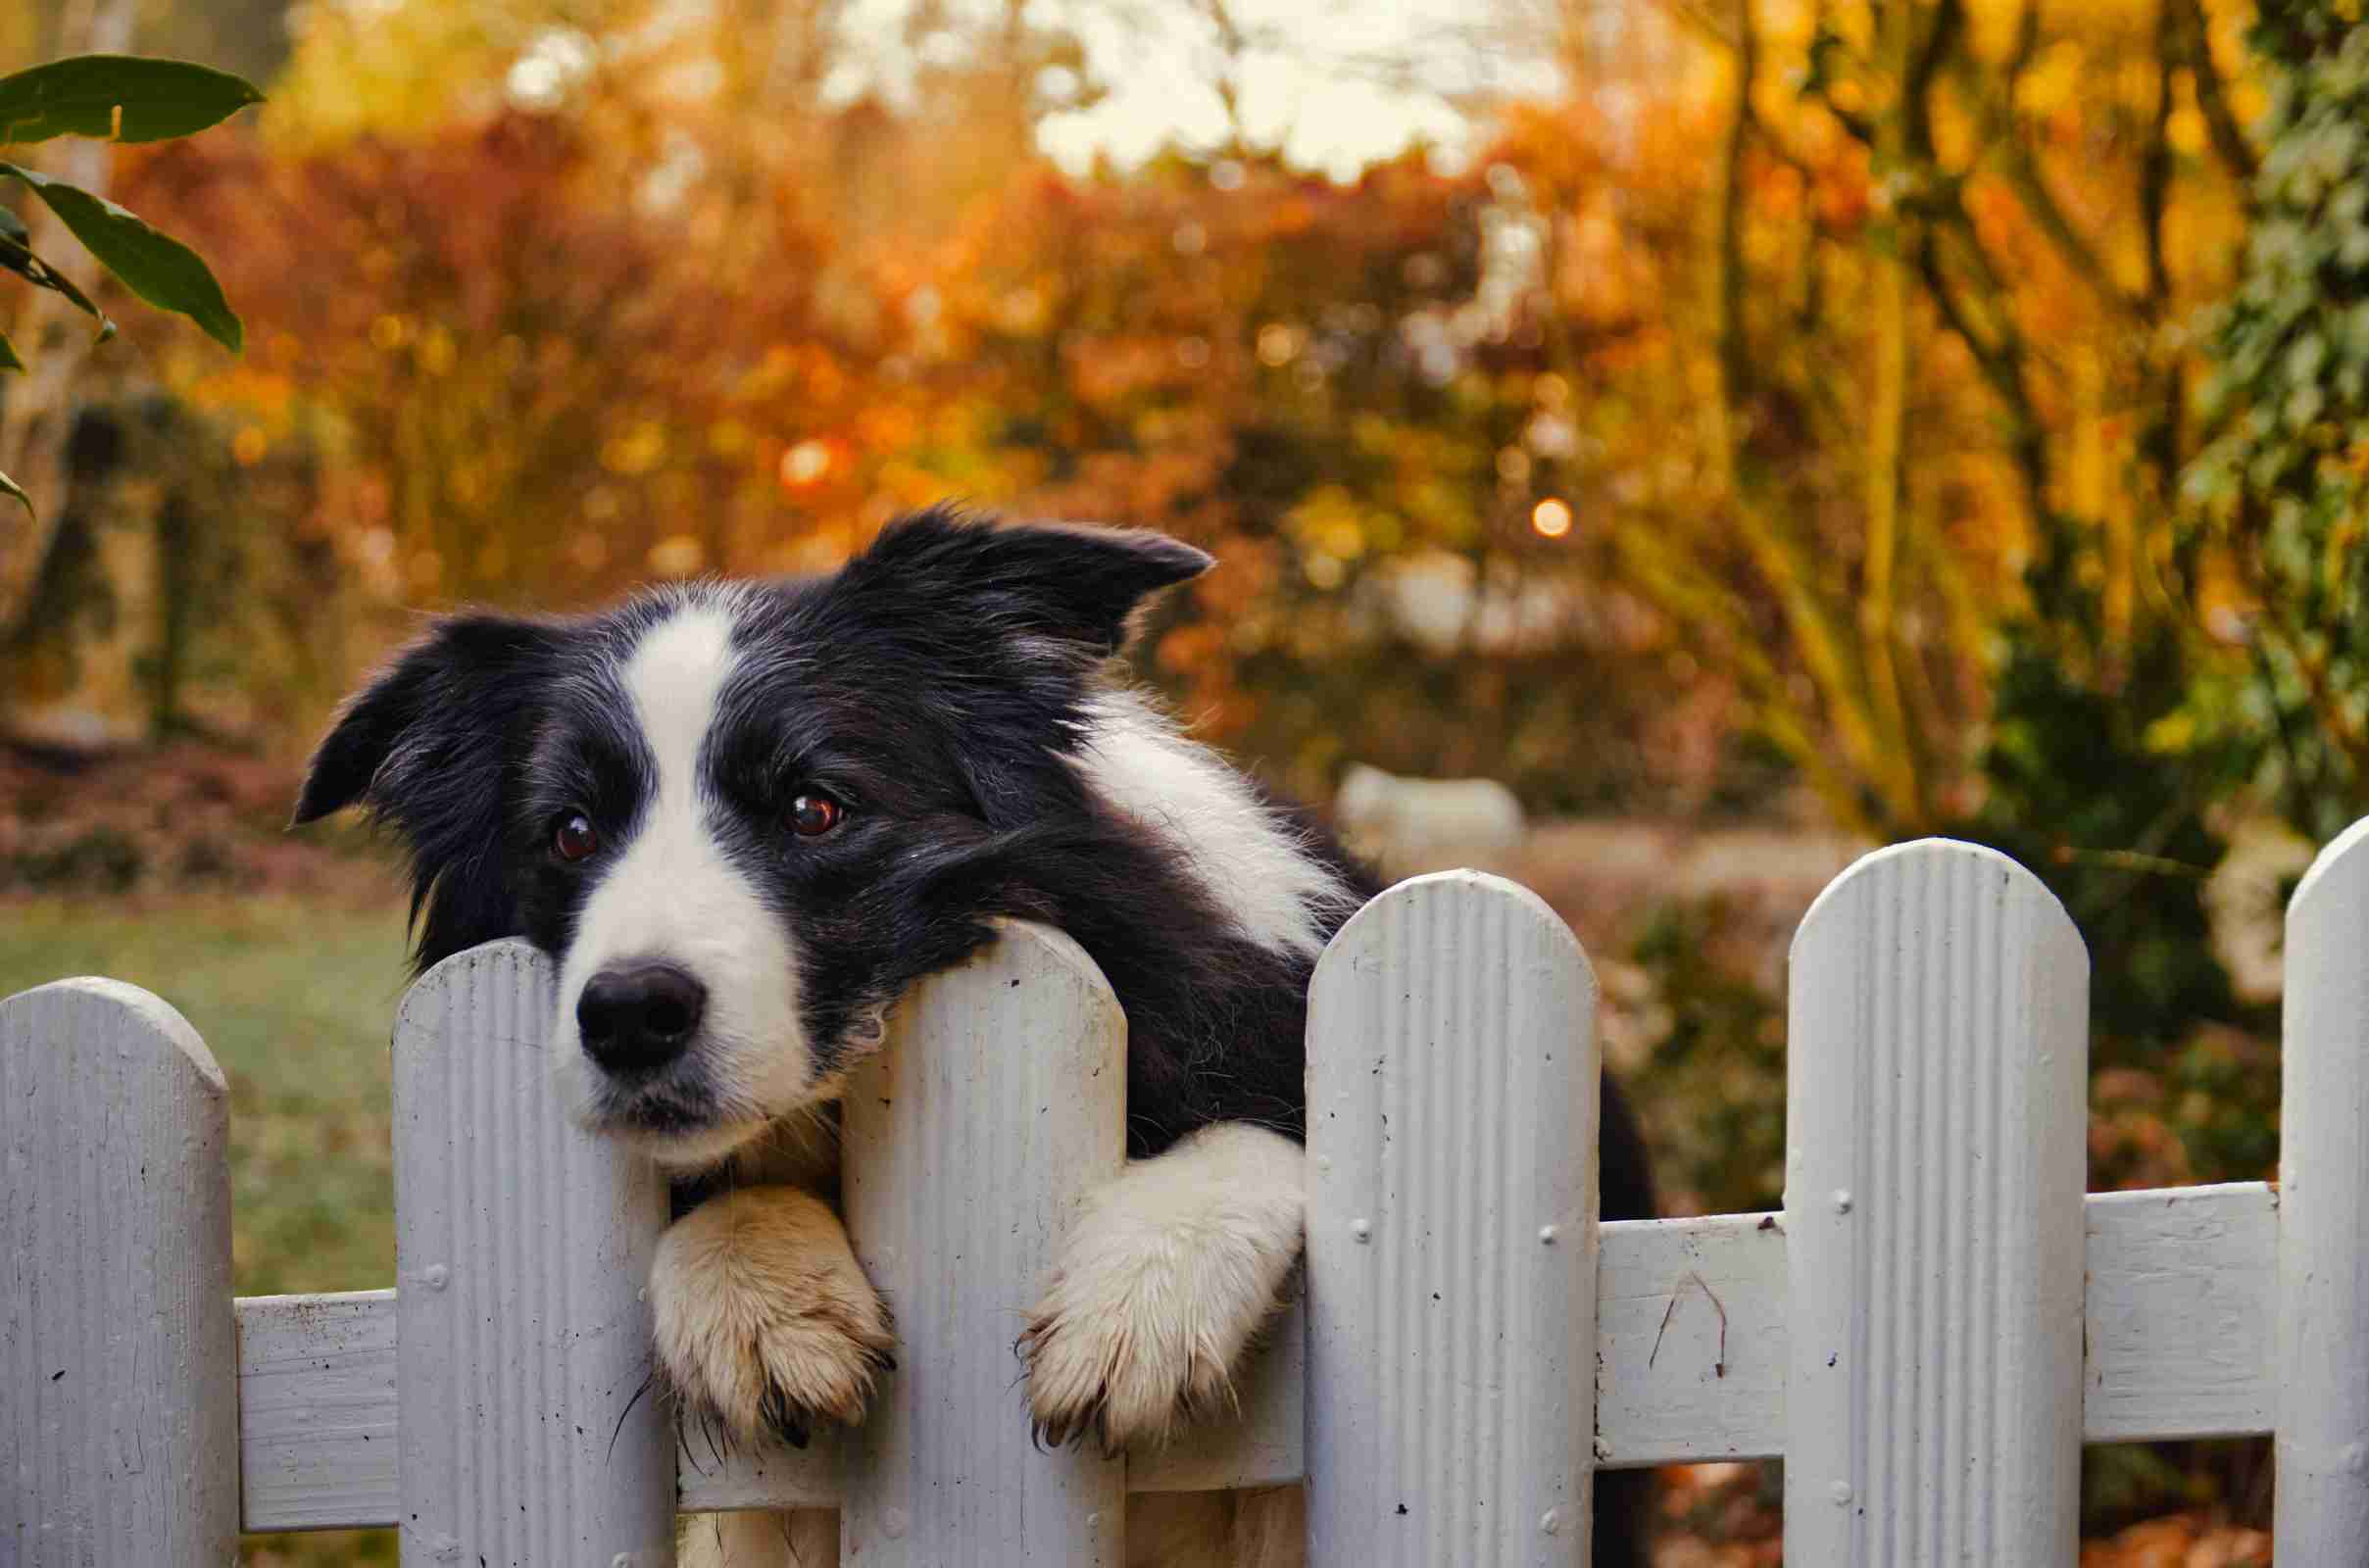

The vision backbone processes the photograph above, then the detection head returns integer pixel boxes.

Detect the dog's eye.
[552,810,600,862]
[788,793,844,838]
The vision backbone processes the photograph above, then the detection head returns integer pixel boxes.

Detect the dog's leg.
[651,1186,896,1447]
[1021,1121,1303,1452]
[677,1508,837,1568]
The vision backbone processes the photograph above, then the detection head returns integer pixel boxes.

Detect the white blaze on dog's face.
[545,601,814,1167]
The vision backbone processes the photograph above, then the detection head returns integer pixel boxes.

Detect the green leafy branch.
[0,54,260,512]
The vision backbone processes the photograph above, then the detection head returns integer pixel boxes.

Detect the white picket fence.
[5,828,2366,1564]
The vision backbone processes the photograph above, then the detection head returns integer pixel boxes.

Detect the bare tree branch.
[2175,0,2257,181]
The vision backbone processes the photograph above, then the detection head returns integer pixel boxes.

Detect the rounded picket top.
[390,935,675,1567]
[1789,834,2086,965]
[2276,813,2369,1550]
[2,977,237,1565]
[961,913,1130,1026]
[2286,809,2369,922]
[393,934,546,1035]
[1783,837,2089,1565]
[1322,865,1596,990]
[841,916,1128,1564]
[3,972,224,1083]
[1306,869,1602,1563]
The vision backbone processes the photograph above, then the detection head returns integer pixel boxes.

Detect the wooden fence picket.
[18,821,2369,1564]
[839,918,1129,1564]
[1782,839,2090,1564]
[2275,817,2369,1554]
[1,978,237,1566]
[1304,869,1601,1565]
[391,938,676,1567]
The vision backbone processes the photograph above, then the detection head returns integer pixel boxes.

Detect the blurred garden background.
[4,0,2366,1558]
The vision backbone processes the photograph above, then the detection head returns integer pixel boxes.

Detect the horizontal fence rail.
[7,828,2367,1565]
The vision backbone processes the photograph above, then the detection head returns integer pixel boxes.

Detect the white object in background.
[392,939,675,1567]
[2277,817,2369,1553]
[1783,839,2089,1564]
[1334,763,1526,870]
[2,978,238,1566]
[1305,869,1600,1564]
[840,920,1127,1565]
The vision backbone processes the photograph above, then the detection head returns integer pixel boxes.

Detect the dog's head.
[295,509,1209,1165]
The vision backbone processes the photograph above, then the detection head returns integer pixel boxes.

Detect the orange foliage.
[98,0,2258,820]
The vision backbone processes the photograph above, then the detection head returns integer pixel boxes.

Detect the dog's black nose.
[576,962,706,1075]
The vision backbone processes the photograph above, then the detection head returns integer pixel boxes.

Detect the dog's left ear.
[847,507,1212,656]
[294,612,559,825]
[294,612,563,970]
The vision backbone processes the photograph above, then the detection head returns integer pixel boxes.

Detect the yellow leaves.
[2017,42,2089,121]
[1287,486,1371,564]
[2169,105,2209,158]
[601,420,667,476]
[645,535,706,578]
[415,325,457,376]
[2143,710,2198,754]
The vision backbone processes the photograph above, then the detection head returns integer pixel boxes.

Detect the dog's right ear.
[293,612,559,825]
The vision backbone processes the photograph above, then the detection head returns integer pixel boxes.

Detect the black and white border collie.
[295,509,1654,1566]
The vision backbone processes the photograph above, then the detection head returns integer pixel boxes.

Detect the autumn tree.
[2185,3,2369,843]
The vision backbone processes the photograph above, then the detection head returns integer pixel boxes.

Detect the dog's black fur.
[296,507,1655,1564]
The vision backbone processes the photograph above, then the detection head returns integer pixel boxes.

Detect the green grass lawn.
[0,893,411,1565]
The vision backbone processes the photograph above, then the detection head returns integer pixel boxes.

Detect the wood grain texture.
[1305,870,1600,1565]
[2,977,237,1566]
[2085,1184,2277,1445]
[838,919,1127,1565]
[237,1291,398,1532]
[1595,1212,1787,1468]
[1782,840,2089,1565]
[230,1180,2295,1528]
[391,939,674,1567]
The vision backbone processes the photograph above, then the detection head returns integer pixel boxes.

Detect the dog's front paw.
[651,1187,896,1448]
[1020,1123,1303,1453]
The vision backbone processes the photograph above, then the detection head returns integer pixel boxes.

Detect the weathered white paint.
[2,978,237,1566]
[1305,869,1600,1563]
[236,1290,398,1532]
[1594,1181,2282,1470]
[392,939,675,1566]
[2277,816,2369,1552]
[38,820,2369,1562]
[1783,839,2089,1565]
[838,919,1127,1564]
[225,1177,2300,1531]
[1594,1211,1788,1467]
[2084,1182,2278,1445]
